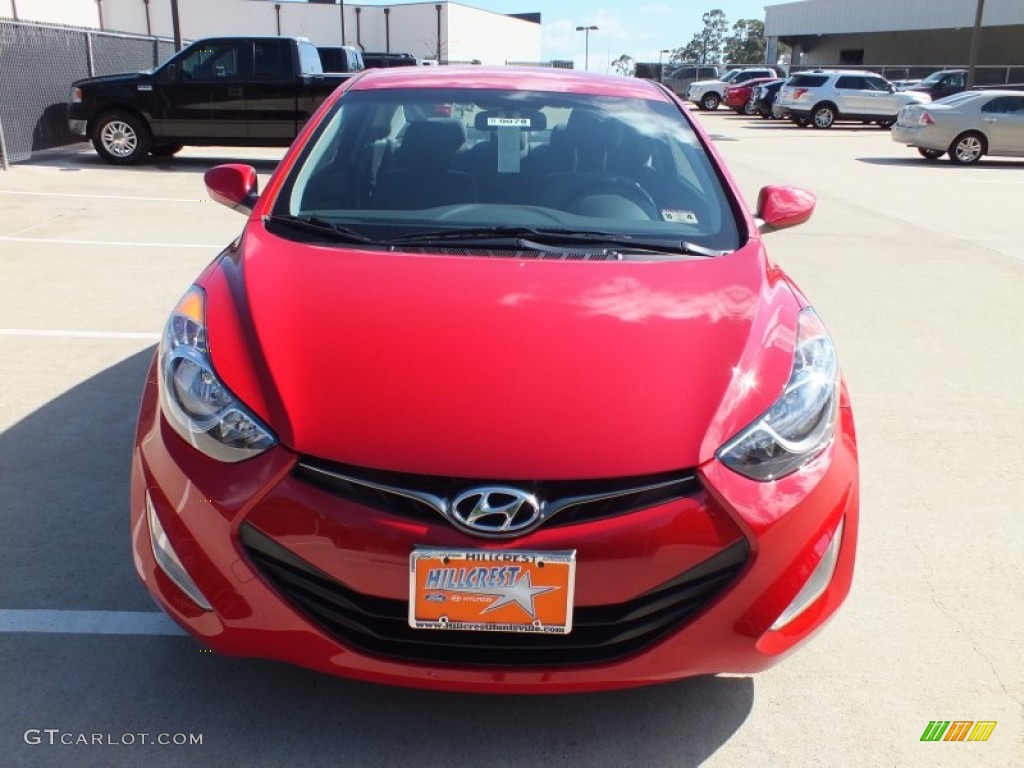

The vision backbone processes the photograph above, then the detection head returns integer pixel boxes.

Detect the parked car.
[363,51,418,68]
[905,69,967,101]
[134,66,859,693]
[889,78,922,91]
[775,70,930,128]
[892,90,1024,163]
[686,67,779,111]
[723,77,777,114]
[68,37,352,164]
[751,78,787,118]
[316,45,365,74]
[661,65,721,98]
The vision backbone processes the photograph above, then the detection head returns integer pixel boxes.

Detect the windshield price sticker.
[409,549,576,633]
[487,117,532,128]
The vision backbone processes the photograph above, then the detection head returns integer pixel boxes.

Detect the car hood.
[202,228,801,479]
[72,71,149,89]
[689,79,724,89]
[896,91,931,104]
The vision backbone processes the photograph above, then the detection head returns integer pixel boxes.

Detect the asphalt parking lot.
[1,115,1021,767]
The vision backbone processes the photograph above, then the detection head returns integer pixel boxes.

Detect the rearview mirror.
[205,164,259,215]
[755,185,815,233]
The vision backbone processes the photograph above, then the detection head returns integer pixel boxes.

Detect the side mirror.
[755,185,815,233]
[163,63,177,81]
[205,164,259,215]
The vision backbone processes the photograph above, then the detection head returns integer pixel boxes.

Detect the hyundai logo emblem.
[449,487,542,536]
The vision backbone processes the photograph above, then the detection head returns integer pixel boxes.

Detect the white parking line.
[0,609,187,636]
[0,235,225,249]
[0,329,160,340]
[0,189,200,202]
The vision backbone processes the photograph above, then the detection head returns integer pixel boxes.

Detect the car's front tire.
[948,132,985,164]
[92,110,151,165]
[700,93,720,111]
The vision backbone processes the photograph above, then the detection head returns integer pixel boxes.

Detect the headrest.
[399,119,467,169]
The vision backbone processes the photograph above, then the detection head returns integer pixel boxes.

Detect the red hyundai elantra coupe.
[130,66,858,693]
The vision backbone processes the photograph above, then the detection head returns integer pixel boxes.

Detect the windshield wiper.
[387,227,727,257]
[264,215,375,244]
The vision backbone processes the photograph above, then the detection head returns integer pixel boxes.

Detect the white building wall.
[447,3,539,64]
[3,0,100,27]
[767,0,1024,36]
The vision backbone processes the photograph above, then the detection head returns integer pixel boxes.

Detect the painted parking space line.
[0,609,187,636]
[0,235,225,249]
[0,189,201,202]
[0,329,160,340]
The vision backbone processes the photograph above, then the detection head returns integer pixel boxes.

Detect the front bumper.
[131,357,859,693]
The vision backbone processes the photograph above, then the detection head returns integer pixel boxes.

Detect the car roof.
[348,66,670,100]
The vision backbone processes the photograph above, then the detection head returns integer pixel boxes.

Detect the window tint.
[983,96,1024,114]
[254,40,291,80]
[179,41,245,81]
[789,74,827,87]
[835,76,866,90]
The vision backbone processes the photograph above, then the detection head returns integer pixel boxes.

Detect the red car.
[132,66,858,693]
[723,77,777,114]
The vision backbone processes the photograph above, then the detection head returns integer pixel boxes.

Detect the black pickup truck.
[68,36,352,164]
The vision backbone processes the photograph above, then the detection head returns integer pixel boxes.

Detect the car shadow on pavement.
[0,347,158,611]
[858,156,1024,168]
[20,148,281,175]
[1,352,755,767]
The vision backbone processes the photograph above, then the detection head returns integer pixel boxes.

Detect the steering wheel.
[561,178,660,221]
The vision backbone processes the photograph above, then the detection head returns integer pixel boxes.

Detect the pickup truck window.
[254,40,292,80]
[297,41,324,76]
[180,41,245,81]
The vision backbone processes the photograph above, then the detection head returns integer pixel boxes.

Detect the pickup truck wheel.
[700,93,720,111]
[150,143,184,158]
[92,111,150,165]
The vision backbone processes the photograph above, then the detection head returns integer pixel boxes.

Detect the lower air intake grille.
[241,523,749,668]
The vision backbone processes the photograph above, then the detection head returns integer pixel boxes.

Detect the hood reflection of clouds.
[576,277,756,323]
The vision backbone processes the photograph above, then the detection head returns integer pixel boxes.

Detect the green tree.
[611,54,635,76]
[672,9,729,66]
[724,19,767,66]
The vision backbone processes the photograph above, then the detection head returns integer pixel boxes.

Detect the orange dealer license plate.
[409,549,576,634]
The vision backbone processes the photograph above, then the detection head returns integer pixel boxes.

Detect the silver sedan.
[892,90,1024,164]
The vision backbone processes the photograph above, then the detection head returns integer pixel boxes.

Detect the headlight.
[717,308,838,481]
[158,286,277,462]
[70,86,83,103]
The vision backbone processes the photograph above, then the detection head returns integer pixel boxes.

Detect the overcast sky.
[356,1,776,70]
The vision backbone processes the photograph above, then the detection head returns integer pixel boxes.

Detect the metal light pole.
[967,0,986,88]
[575,25,598,71]
[658,48,670,82]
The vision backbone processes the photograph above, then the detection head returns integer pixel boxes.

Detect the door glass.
[254,41,291,80]
[179,43,243,81]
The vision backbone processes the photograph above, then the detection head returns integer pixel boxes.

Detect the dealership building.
[765,0,1024,70]
[0,0,543,65]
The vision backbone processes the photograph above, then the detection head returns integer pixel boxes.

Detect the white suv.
[686,67,778,111]
[775,70,930,129]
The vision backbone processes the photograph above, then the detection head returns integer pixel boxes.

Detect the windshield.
[273,87,740,253]
[919,71,948,85]
[720,70,740,83]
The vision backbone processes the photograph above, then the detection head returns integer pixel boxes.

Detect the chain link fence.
[0,19,179,168]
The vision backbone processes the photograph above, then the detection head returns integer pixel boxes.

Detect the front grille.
[241,523,749,667]
[293,458,702,533]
